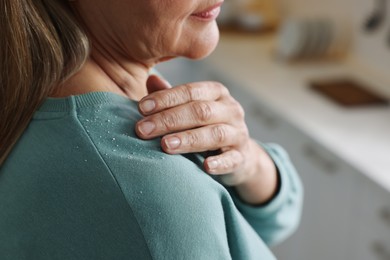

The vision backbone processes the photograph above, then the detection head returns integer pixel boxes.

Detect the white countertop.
[204,33,390,191]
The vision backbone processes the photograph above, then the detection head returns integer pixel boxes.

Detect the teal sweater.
[0,92,303,260]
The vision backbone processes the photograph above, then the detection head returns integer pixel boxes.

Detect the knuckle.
[220,159,230,170]
[220,155,239,170]
[222,158,233,169]
[214,81,229,96]
[211,125,227,144]
[243,127,249,138]
[161,91,179,108]
[180,83,199,101]
[160,112,179,130]
[230,99,245,119]
[238,126,249,142]
[186,132,199,148]
[186,84,201,101]
[236,103,245,119]
[193,102,213,122]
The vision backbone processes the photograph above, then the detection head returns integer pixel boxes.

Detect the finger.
[160,124,245,154]
[146,75,172,94]
[136,100,242,139]
[138,81,230,115]
[139,76,172,114]
[204,149,244,177]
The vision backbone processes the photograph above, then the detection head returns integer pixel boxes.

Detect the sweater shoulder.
[80,105,237,259]
[78,100,227,208]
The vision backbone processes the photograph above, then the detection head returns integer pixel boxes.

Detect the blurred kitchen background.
[156,0,390,259]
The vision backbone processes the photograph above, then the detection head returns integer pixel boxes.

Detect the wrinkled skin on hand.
[136,75,278,204]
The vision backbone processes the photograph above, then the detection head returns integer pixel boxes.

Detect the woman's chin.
[185,28,220,60]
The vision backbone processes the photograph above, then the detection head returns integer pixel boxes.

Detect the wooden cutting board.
[309,78,389,107]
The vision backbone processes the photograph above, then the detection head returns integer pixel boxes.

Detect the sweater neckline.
[38,92,137,113]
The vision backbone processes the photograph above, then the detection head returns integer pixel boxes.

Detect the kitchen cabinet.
[267,127,358,260]
[352,176,390,260]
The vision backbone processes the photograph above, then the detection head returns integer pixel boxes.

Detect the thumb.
[146,74,172,94]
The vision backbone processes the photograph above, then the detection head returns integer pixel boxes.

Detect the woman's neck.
[52,45,151,101]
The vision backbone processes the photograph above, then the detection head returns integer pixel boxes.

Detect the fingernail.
[138,121,156,135]
[165,137,181,150]
[140,99,156,113]
[207,159,219,170]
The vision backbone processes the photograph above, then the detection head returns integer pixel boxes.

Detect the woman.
[0,0,303,259]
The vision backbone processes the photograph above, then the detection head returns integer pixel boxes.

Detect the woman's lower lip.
[191,6,221,21]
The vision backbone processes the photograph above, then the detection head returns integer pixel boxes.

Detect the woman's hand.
[136,75,278,204]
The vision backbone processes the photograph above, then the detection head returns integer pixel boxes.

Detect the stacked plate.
[277,18,350,60]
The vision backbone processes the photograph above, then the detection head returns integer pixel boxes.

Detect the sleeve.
[226,143,304,246]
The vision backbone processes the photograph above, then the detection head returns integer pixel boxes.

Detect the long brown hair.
[0,0,89,165]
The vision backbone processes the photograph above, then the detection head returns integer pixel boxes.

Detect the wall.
[279,0,390,78]
[352,0,390,77]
